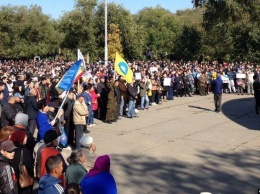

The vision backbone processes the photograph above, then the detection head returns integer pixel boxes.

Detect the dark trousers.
[114,103,120,119]
[98,101,107,120]
[255,96,260,114]
[214,94,222,112]
[75,125,84,148]
[28,119,37,135]
[176,88,183,97]
[64,119,75,146]
[151,90,157,103]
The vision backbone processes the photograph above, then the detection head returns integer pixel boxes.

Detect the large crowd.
[0,59,259,194]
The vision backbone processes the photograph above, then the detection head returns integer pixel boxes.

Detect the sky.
[0,0,193,19]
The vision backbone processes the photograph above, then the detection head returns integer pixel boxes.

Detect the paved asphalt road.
[62,93,260,194]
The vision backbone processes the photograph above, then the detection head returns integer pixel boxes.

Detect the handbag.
[19,149,33,188]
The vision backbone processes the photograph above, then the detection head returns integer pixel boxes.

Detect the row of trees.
[0,0,259,62]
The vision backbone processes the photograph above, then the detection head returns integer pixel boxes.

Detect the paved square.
[63,94,260,194]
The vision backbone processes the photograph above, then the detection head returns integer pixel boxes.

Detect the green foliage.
[135,6,180,58]
[203,0,260,62]
[192,0,208,8]
[174,26,202,60]
[60,0,98,60]
[0,5,61,59]
[1,0,260,63]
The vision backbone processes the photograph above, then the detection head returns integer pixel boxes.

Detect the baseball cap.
[0,140,17,152]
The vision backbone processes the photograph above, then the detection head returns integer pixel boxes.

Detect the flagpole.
[54,90,70,121]
[104,0,108,66]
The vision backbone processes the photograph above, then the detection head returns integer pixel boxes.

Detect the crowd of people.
[0,59,259,193]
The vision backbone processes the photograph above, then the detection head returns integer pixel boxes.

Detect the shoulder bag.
[19,149,34,188]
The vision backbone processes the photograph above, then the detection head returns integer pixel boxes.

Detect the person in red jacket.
[89,84,99,126]
[36,130,67,186]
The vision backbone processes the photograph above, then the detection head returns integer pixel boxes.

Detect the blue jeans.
[141,94,149,109]
[127,99,136,117]
[120,99,124,116]
[87,110,93,125]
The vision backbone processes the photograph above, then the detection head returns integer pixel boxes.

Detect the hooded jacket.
[38,174,64,194]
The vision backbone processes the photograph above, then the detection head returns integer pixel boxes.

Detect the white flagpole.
[104,0,108,66]
[54,90,70,121]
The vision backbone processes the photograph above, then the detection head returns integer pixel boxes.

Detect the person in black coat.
[15,75,26,95]
[114,80,121,120]
[25,88,39,135]
[174,73,183,97]
[10,130,34,194]
[63,90,75,147]
[1,96,16,128]
[96,76,108,121]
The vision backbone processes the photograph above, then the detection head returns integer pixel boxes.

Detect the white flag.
[77,49,86,68]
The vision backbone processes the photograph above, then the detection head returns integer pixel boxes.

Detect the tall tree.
[135,7,180,59]
[60,0,98,60]
[174,26,202,61]
[107,23,123,60]
[0,5,61,59]
[203,0,260,62]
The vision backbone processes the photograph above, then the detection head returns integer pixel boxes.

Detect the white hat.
[79,135,93,148]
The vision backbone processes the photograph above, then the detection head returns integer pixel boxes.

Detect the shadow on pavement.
[221,97,260,130]
[111,148,259,194]
[188,105,213,112]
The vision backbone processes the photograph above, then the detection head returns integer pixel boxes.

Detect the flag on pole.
[55,60,84,93]
[115,52,133,83]
[77,49,86,68]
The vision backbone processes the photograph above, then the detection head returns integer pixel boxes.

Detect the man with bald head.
[25,88,39,135]
[1,96,16,127]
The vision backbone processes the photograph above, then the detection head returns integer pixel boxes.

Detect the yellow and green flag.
[114,52,133,83]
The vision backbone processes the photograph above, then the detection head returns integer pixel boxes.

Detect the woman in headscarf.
[80,155,117,194]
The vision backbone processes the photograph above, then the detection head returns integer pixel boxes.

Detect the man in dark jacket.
[63,90,75,147]
[114,80,121,120]
[1,96,17,128]
[253,75,260,115]
[0,140,18,193]
[0,81,9,106]
[211,74,223,113]
[25,88,39,135]
[126,79,138,118]
[39,77,48,108]
[1,77,10,106]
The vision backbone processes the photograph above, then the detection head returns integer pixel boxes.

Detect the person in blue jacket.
[38,155,65,194]
[36,102,58,141]
[80,155,117,194]
[211,73,223,113]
